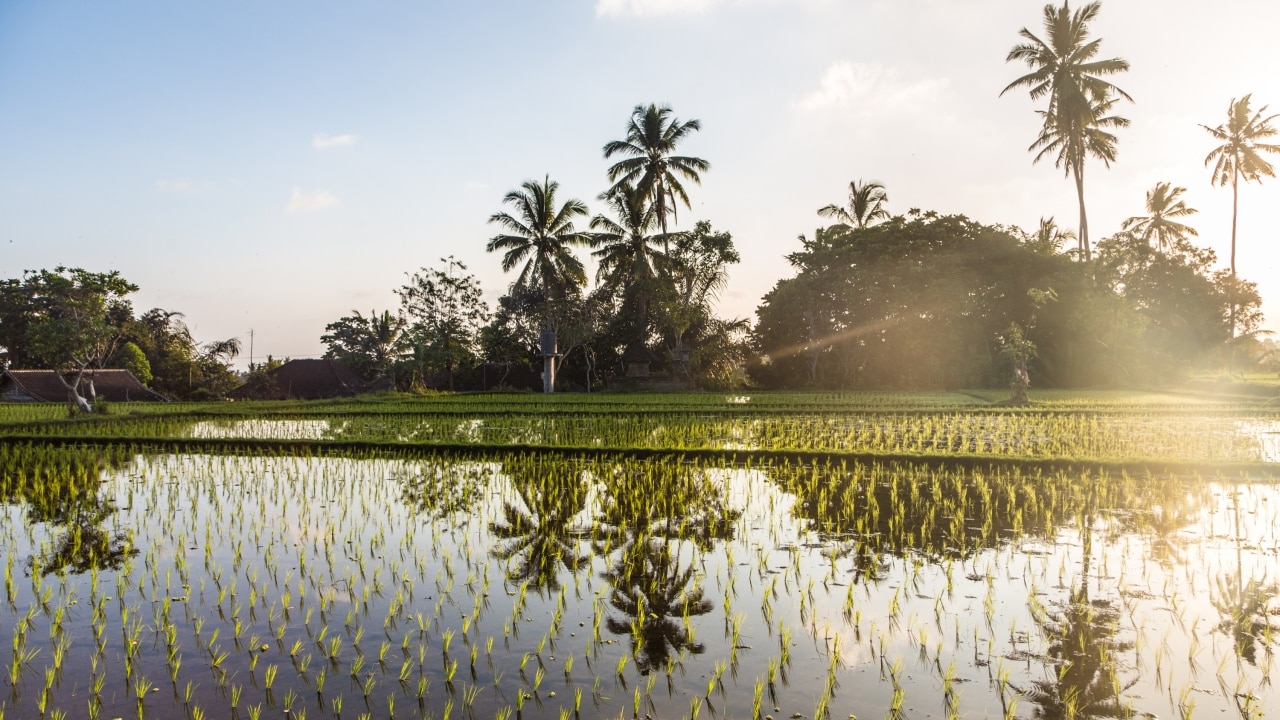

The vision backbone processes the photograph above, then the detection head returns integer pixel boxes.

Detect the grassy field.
[1,390,1277,720]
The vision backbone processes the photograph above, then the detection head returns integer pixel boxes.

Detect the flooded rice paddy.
[3,443,1279,720]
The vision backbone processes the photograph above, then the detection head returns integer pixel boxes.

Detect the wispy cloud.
[313,133,356,149]
[797,61,948,116]
[286,188,339,212]
[595,0,715,17]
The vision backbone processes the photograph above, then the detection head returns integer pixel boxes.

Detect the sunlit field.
[2,391,1279,720]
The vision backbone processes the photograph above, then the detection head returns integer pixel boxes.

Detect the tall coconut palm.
[603,103,710,254]
[1026,91,1129,259]
[487,175,591,301]
[1120,181,1198,250]
[817,179,890,229]
[1201,94,1280,276]
[590,182,665,293]
[1003,1,1131,259]
[487,176,590,393]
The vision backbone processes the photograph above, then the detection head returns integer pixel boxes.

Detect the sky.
[3,0,1279,368]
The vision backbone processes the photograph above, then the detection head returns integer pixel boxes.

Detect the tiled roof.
[228,359,377,400]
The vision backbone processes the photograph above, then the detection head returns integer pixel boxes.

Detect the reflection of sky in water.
[1235,419,1280,462]
[186,419,339,439]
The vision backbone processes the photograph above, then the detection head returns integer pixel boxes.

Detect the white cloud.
[595,0,716,17]
[463,180,490,192]
[286,188,339,212]
[313,133,356,148]
[797,61,948,116]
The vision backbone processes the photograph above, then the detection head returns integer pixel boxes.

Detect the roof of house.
[1,369,167,403]
[228,359,379,400]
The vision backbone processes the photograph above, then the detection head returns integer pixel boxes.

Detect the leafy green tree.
[21,267,138,413]
[1003,0,1131,259]
[397,257,489,390]
[817,179,890,229]
[112,341,152,385]
[1201,94,1280,276]
[0,278,35,370]
[121,308,241,400]
[321,309,409,381]
[603,103,710,254]
[654,221,744,384]
[1121,181,1198,250]
[755,214,1110,389]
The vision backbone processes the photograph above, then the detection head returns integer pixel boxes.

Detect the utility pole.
[248,329,255,370]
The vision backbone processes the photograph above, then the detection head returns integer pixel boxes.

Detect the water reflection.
[489,458,591,595]
[603,539,713,675]
[0,445,137,574]
[1021,590,1134,720]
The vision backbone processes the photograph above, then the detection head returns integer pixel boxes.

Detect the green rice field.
[1,391,1278,720]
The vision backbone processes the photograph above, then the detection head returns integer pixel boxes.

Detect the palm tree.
[1120,181,1198,250]
[1026,91,1129,259]
[1024,216,1076,253]
[817,179,890,229]
[603,103,710,254]
[487,175,591,301]
[488,176,590,393]
[589,182,665,294]
[590,182,665,346]
[1003,1,1131,259]
[1201,94,1280,276]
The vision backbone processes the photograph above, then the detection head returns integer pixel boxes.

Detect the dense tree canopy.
[753,212,1256,390]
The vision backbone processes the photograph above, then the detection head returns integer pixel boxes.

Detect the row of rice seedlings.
[9,408,1278,466]
[1,442,1277,719]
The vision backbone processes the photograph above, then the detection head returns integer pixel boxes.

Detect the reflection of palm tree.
[1211,492,1280,665]
[603,539,713,675]
[489,461,590,595]
[1021,590,1134,720]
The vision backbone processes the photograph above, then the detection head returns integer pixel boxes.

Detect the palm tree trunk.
[1073,162,1090,261]
[1231,169,1239,277]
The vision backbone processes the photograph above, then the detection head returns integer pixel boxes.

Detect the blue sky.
[3,0,1279,366]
